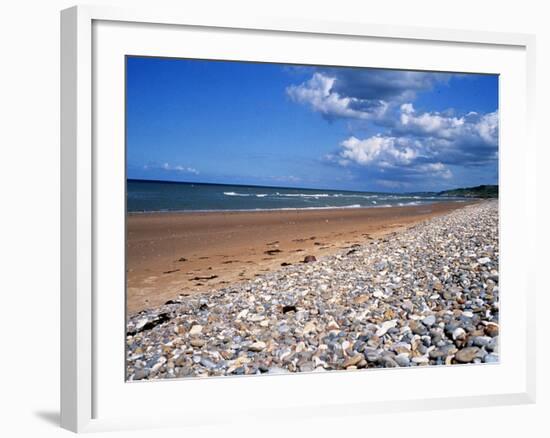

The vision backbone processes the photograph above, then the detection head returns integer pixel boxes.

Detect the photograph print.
[125,57,499,381]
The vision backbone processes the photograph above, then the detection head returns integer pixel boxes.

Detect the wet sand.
[127,202,476,315]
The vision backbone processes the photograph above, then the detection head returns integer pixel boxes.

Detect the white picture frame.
[60,4,537,433]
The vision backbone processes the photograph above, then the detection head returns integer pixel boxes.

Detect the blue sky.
[127,56,498,192]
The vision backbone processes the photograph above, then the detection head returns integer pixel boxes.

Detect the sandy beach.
[127,201,476,315]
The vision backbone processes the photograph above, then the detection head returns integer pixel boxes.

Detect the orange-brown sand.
[126,202,475,315]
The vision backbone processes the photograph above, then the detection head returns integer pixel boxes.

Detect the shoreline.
[127,200,478,315]
[126,199,469,215]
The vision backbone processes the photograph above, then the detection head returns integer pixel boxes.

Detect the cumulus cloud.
[286,69,451,123]
[287,67,497,188]
[475,111,499,145]
[398,103,498,147]
[327,102,498,182]
[286,70,498,152]
[398,105,498,167]
[326,69,449,102]
[414,162,453,179]
[338,136,418,168]
[399,103,465,137]
[333,135,453,180]
[286,73,388,121]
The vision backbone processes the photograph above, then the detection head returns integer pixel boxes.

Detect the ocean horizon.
[126,179,468,213]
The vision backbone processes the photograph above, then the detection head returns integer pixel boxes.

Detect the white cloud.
[400,103,414,114]
[147,162,199,174]
[287,69,497,187]
[286,70,453,123]
[334,135,453,180]
[415,162,453,179]
[288,75,498,158]
[476,111,498,145]
[398,103,498,147]
[286,73,388,121]
[338,135,418,167]
[399,103,465,138]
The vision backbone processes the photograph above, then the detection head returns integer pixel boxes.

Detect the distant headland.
[438,185,498,199]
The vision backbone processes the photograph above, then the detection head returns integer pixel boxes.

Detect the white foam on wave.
[333,194,377,199]
[275,193,378,199]
[222,190,445,205]
[223,192,251,197]
[276,193,331,198]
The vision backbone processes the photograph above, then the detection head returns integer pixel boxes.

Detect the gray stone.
[422,315,436,327]
[395,354,411,367]
[133,369,149,380]
[248,341,267,352]
[200,357,217,369]
[343,354,363,368]
[455,347,480,363]
[484,353,499,363]
[381,357,399,367]
[364,349,381,363]
[298,362,315,372]
[452,327,466,341]
[472,336,492,347]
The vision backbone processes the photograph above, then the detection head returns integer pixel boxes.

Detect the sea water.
[127,179,467,213]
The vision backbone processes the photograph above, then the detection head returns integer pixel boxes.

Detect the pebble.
[365,349,381,363]
[343,354,363,368]
[381,357,399,367]
[411,356,430,365]
[455,347,480,363]
[126,201,499,379]
[472,336,492,347]
[249,341,267,352]
[452,327,466,341]
[376,320,397,337]
[190,339,206,348]
[422,315,436,327]
[299,362,315,372]
[133,369,149,380]
[200,357,217,369]
[395,354,411,367]
[410,320,428,335]
[484,323,499,337]
[303,321,316,334]
[189,325,203,336]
